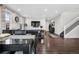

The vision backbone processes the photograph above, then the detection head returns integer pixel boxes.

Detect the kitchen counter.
[0,34,36,54]
[5,34,35,44]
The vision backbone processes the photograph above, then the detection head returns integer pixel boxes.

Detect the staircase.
[65,20,79,34]
[60,16,79,38]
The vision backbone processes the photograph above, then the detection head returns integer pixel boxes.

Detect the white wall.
[10,12,24,30]
[25,18,46,30]
[62,12,79,26]
[55,12,79,36]
[45,19,51,31]
[19,17,25,30]
[10,13,20,30]
[54,15,62,35]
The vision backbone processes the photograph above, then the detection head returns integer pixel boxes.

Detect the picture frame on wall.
[15,16,19,22]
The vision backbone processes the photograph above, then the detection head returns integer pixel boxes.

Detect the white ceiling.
[6,4,79,19]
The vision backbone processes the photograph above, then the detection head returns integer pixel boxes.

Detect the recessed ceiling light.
[17,9,21,11]
[44,8,48,12]
[55,10,58,14]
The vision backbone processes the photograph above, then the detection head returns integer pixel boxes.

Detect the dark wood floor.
[36,32,79,54]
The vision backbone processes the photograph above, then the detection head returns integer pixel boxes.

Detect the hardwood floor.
[36,32,79,54]
[64,38,79,53]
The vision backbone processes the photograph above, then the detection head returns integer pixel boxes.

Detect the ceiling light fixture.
[55,10,58,14]
[44,8,48,12]
[17,9,21,11]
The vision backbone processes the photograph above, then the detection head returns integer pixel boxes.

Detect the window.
[5,12,11,22]
[31,21,40,27]
[4,11,11,30]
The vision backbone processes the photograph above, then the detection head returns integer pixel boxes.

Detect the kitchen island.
[0,34,36,54]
